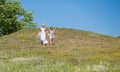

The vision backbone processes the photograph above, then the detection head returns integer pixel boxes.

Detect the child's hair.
[50,26,54,30]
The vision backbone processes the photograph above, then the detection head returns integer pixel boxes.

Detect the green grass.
[0,28,120,72]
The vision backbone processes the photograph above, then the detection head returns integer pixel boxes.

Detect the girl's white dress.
[38,27,48,44]
[49,30,55,39]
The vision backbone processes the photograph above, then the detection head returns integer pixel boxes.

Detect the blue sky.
[20,0,120,37]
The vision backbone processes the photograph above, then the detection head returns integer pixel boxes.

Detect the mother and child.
[38,24,55,47]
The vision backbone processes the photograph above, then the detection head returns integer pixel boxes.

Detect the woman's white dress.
[38,27,48,44]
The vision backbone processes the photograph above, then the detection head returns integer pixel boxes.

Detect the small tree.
[0,0,37,36]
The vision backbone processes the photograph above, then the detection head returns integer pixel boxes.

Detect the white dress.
[38,27,48,44]
[49,30,55,39]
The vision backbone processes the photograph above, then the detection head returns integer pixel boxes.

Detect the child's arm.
[46,29,49,37]
[54,28,56,34]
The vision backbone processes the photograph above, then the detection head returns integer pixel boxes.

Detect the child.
[48,26,55,46]
[38,24,48,46]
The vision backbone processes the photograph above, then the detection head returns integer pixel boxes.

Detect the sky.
[20,0,120,37]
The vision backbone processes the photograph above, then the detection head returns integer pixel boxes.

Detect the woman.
[38,24,48,46]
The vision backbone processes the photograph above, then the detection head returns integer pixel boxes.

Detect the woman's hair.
[41,24,45,28]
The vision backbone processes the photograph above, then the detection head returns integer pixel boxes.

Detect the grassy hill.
[0,28,120,72]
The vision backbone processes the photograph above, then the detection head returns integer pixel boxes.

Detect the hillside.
[0,28,120,72]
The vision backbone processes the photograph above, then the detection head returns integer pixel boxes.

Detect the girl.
[48,26,55,46]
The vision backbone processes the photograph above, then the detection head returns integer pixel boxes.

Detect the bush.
[0,0,37,36]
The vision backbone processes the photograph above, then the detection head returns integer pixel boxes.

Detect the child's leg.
[51,38,54,46]
[50,38,52,46]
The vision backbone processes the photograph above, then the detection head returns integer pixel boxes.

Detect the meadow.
[0,28,120,72]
